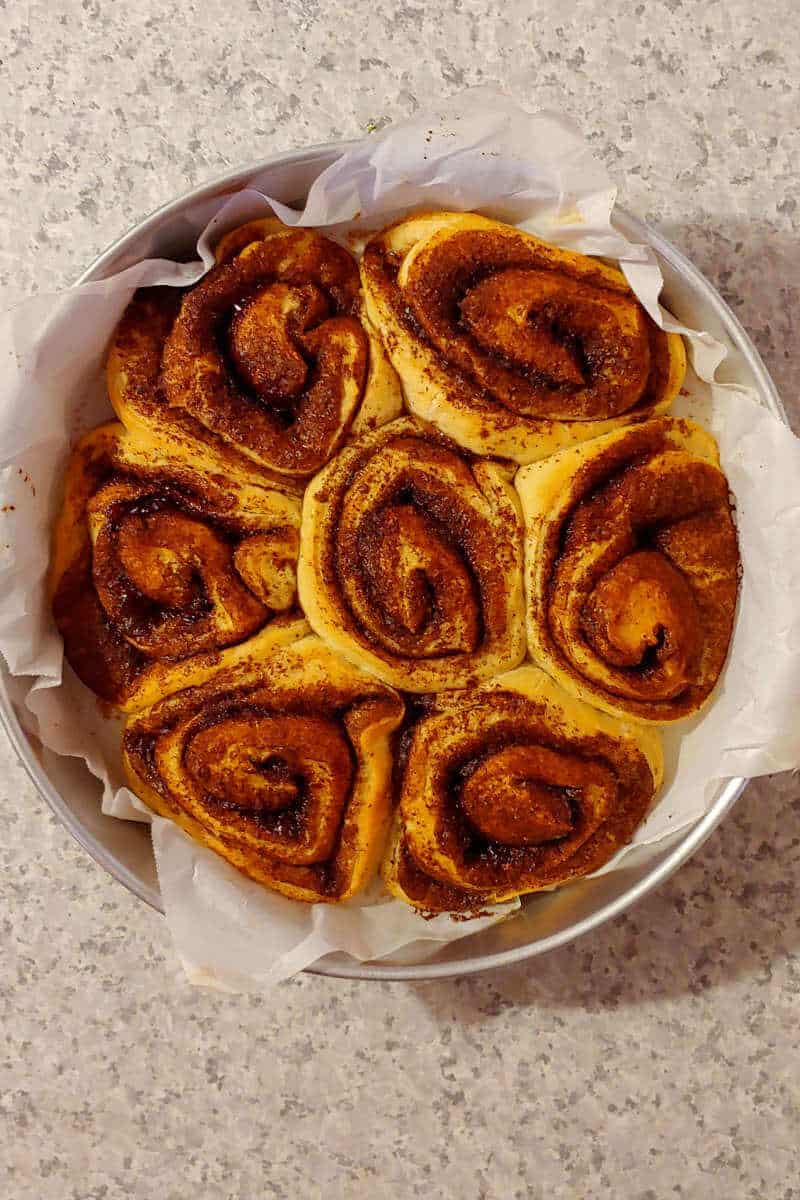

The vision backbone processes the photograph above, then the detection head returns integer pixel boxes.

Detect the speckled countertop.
[1,2,799,1196]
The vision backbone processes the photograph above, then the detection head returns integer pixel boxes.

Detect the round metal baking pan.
[0,142,787,981]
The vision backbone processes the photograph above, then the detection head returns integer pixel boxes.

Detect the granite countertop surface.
[1,1,798,1196]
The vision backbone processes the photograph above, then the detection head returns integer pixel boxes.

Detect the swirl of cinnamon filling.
[50,422,302,711]
[382,666,663,914]
[298,417,526,691]
[516,417,740,722]
[361,211,686,463]
[107,219,402,482]
[123,631,404,902]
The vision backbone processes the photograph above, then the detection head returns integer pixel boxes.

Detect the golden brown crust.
[50,422,303,711]
[516,417,740,722]
[50,211,736,915]
[361,211,686,462]
[298,416,526,691]
[381,665,663,913]
[108,221,402,482]
[123,632,405,902]
[382,812,507,917]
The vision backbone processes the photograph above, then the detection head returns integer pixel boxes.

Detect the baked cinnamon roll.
[516,417,740,722]
[298,416,526,691]
[108,219,402,482]
[382,666,663,914]
[123,630,405,902]
[361,211,685,463]
[50,422,302,711]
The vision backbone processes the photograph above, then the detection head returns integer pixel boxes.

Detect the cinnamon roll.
[50,422,303,711]
[298,416,526,691]
[382,665,663,914]
[516,417,740,723]
[123,631,405,902]
[108,219,402,483]
[361,211,686,463]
